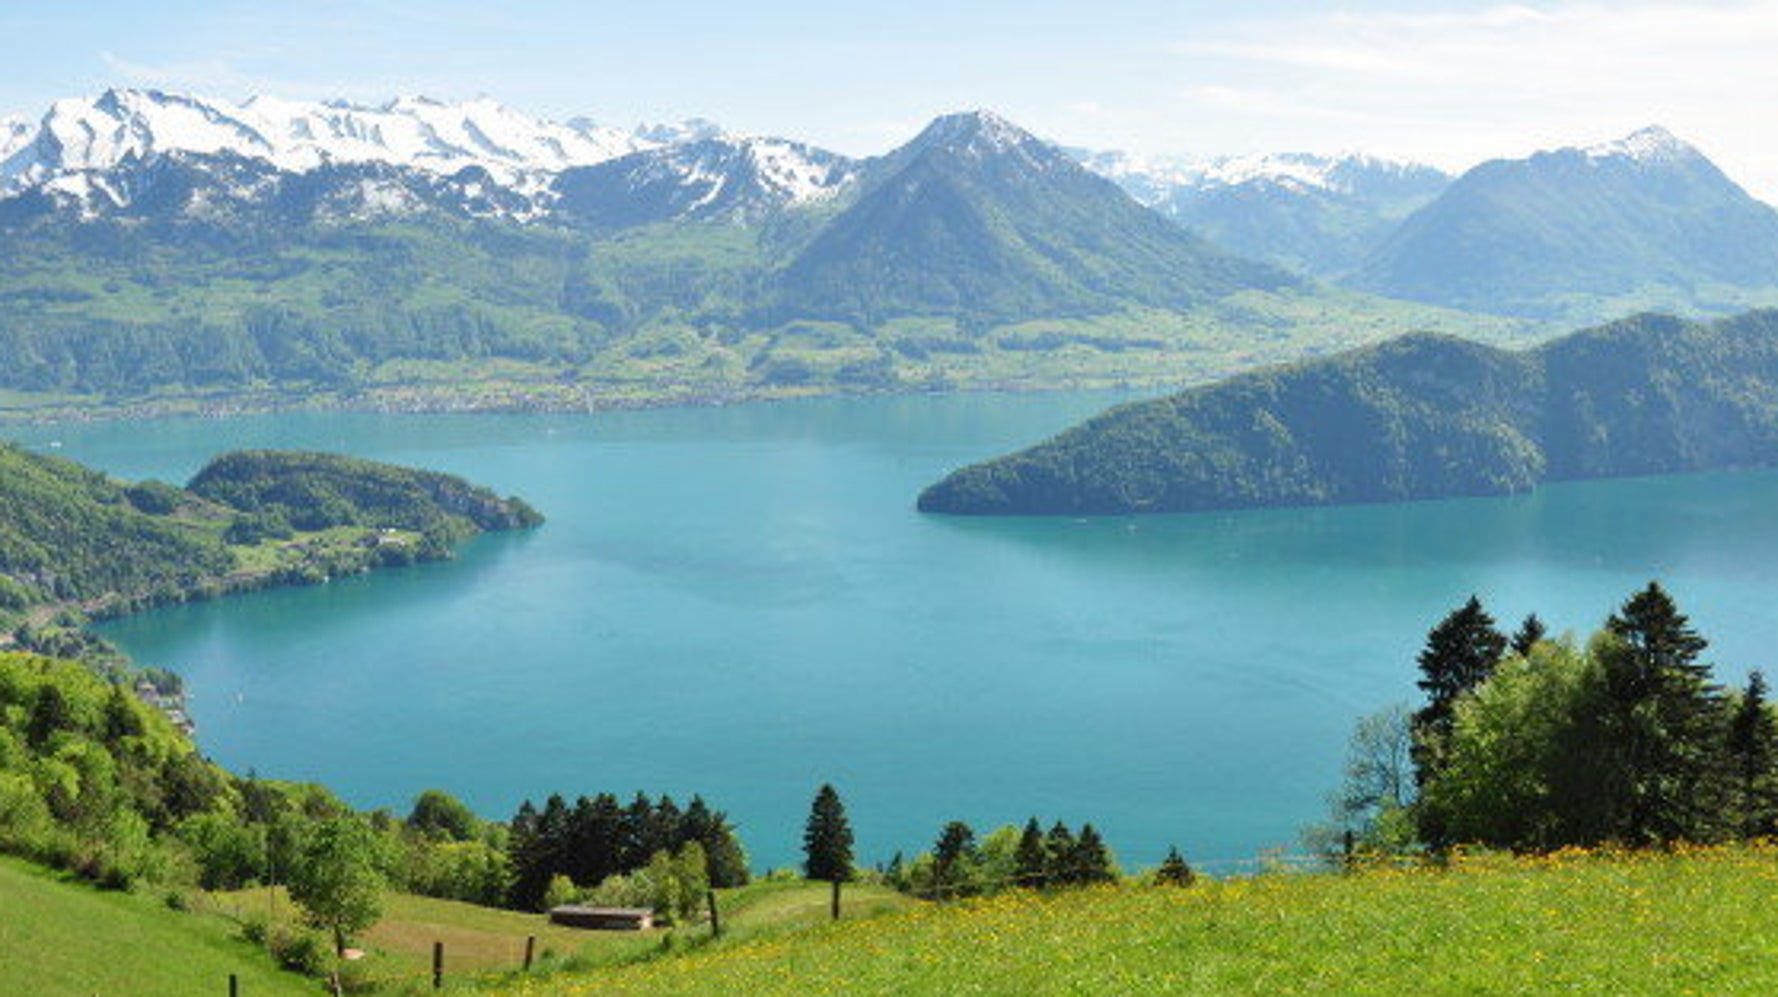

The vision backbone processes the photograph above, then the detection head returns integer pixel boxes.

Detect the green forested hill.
[918,309,1778,515]
[189,450,543,540]
[0,445,236,611]
[0,444,540,630]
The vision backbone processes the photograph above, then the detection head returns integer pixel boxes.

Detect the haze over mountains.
[0,87,1775,412]
[1078,148,1453,279]
[1355,127,1778,320]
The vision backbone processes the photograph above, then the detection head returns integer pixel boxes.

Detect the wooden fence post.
[228,973,238,997]
[523,934,536,971]
[432,940,444,989]
[830,878,841,921]
[707,890,722,937]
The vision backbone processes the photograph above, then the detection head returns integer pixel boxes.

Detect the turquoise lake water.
[13,391,1778,872]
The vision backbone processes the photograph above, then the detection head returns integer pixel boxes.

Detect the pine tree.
[1412,596,1506,848]
[1043,821,1077,885]
[1599,582,1729,844]
[931,821,976,898]
[802,784,854,882]
[1013,817,1048,888]
[1728,671,1778,837]
[1155,846,1194,887]
[1072,824,1115,884]
[1511,614,1547,657]
[1413,597,1507,765]
[622,792,658,868]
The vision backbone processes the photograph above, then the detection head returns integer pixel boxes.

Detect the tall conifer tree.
[1013,817,1048,888]
[802,784,854,882]
[1598,582,1728,844]
[1727,670,1778,837]
[1072,824,1115,884]
[1043,822,1076,885]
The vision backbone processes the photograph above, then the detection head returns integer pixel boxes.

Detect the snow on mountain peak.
[1584,125,1697,165]
[916,110,1036,153]
[2,89,667,192]
[634,118,726,145]
[1079,148,1439,200]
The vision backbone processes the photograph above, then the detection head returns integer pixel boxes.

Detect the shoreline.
[0,373,1211,428]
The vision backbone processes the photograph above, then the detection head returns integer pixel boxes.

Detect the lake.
[13,391,1778,873]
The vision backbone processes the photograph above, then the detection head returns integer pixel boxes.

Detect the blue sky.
[5,0,1776,196]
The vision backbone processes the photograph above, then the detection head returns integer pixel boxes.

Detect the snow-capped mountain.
[1582,124,1698,166]
[552,136,859,230]
[0,88,695,199]
[633,118,726,146]
[1075,148,1450,277]
[1081,149,1445,201]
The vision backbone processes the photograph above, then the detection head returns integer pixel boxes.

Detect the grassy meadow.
[487,845,1778,997]
[0,856,312,997]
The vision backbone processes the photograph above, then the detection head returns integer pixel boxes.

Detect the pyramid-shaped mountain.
[773,111,1298,327]
[1355,127,1778,320]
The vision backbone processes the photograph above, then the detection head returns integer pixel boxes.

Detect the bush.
[542,873,581,910]
[267,925,332,976]
[334,958,380,994]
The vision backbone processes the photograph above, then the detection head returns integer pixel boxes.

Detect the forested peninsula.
[0,444,541,662]
[919,309,1778,515]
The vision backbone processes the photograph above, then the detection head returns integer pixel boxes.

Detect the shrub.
[542,873,581,910]
[267,925,332,976]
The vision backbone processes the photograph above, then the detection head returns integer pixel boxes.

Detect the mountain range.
[2,90,1493,414]
[0,88,1774,413]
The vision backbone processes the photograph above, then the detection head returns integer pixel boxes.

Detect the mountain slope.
[1356,127,1778,321]
[918,309,1778,515]
[774,111,1299,326]
[0,857,312,997]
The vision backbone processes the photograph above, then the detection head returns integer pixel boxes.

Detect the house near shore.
[548,905,654,931]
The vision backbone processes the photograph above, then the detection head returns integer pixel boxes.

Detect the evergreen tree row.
[882,816,1120,899]
[506,791,748,910]
[1008,818,1117,890]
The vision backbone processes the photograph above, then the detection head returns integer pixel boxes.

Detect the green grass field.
[485,846,1778,997]
[0,856,311,997]
[17,847,1778,996]
[197,877,914,993]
